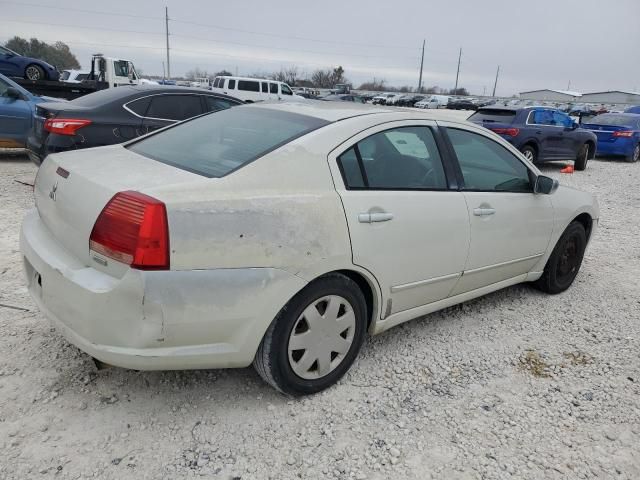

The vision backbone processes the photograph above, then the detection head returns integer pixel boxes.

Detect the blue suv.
[469,106,597,170]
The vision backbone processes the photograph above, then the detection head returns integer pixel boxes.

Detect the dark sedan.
[27,86,243,165]
[0,46,60,81]
[468,106,597,170]
[318,94,365,103]
[448,98,479,111]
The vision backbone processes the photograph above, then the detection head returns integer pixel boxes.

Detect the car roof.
[65,85,242,106]
[247,100,472,123]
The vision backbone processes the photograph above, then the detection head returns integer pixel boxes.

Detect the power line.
[1,19,419,66]
[0,0,418,51]
[2,18,165,36]
[10,37,416,72]
[171,33,420,62]
[0,0,162,20]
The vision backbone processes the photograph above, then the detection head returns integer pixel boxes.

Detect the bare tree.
[271,66,299,86]
[358,79,387,91]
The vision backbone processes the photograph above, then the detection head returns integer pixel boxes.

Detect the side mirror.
[534,175,559,195]
[5,87,23,100]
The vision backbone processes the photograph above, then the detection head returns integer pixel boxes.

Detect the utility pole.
[492,65,500,97]
[162,61,165,81]
[165,6,171,79]
[417,39,425,93]
[454,47,462,94]
[567,80,571,90]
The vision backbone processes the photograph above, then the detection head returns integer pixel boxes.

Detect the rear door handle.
[358,212,394,223]
[473,208,496,216]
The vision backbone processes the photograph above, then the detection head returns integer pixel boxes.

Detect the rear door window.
[126,96,152,117]
[146,95,203,121]
[338,126,447,190]
[530,109,555,126]
[228,79,236,89]
[261,82,268,93]
[128,108,329,177]
[270,83,278,94]
[204,96,238,112]
[238,80,260,92]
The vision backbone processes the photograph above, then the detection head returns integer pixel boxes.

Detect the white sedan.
[21,102,599,395]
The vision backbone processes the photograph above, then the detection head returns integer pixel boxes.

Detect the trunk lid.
[32,102,91,150]
[34,145,202,276]
[581,123,630,143]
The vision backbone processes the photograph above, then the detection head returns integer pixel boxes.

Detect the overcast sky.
[2,0,639,95]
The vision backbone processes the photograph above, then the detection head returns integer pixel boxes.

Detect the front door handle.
[473,207,496,216]
[358,212,394,223]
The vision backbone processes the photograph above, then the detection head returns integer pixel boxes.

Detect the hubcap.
[523,150,534,161]
[288,295,356,380]
[26,66,41,80]
[557,235,580,283]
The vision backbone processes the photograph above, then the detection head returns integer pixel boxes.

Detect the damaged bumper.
[20,208,307,370]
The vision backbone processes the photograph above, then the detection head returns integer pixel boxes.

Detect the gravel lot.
[1,150,639,480]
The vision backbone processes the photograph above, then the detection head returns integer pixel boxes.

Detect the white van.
[211,76,303,102]
[415,95,451,109]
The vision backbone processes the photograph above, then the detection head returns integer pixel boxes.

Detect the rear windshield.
[127,107,329,178]
[468,109,516,123]
[587,114,640,128]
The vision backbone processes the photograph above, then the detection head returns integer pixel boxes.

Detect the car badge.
[49,181,58,201]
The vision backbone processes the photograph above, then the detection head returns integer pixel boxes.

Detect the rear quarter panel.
[145,124,355,282]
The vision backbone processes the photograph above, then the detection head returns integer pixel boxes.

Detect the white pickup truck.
[13,54,142,100]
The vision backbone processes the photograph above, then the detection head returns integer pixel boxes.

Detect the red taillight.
[490,127,520,137]
[89,191,169,270]
[44,118,92,136]
[612,130,633,138]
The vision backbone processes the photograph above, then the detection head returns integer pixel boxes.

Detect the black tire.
[520,145,537,163]
[533,222,587,294]
[253,273,367,396]
[626,144,640,163]
[25,64,45,81]
[574,143,590,171]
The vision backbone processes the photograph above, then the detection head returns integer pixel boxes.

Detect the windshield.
[586,114,640,128]
[128,107,329,178]
[0,46,18,55]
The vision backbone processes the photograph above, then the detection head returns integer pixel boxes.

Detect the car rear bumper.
[20,208,307,370]
[595,140,635,157]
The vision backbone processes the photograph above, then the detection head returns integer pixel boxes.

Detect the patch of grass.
[519,350,551,378]
[563,351,594,366]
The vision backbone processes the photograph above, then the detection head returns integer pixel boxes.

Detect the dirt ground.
[1,152,639,480]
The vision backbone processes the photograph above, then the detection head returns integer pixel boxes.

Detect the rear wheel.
[575,143,590,171]
[520,145,537,163]
[253,273,367,395]
[533,222,587,294]
[25,64,45,81]
[627,144,640,163]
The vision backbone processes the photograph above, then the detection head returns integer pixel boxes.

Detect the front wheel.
[574,143,590,171]
[627,144,640,163]
[533,222,587,294]
[25,64,45,81]
[253,273,367,395]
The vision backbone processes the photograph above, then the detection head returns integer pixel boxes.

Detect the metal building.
[519,89,582,102]
[579,91,640,105]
